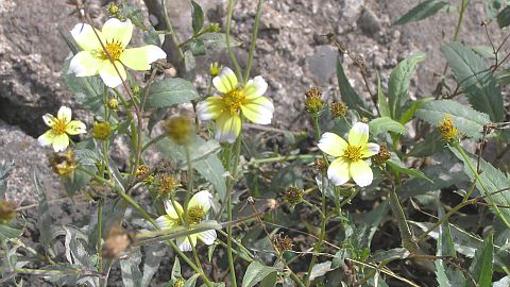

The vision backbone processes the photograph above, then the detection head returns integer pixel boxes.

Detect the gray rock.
[357,7,381,37]
[307,45,338,84]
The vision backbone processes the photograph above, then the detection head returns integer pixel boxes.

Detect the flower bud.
[156,174,180,196]
[107,2,120,16]
[0,200,16,224]
[50,150,77,176]
[284,186,304,206]
[205,23,221,33]
[164,116,194,145]
[372,145,391,166]
[107,98,119,110]
[305,87,324,114]
[173,278,186,287]
[209,62,222,77]
[330,101,348,118]
[438,114,458,142]
[92,121,112,141]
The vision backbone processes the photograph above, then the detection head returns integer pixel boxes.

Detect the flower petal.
[66,120,87,135]
[350,160,373,187]
[242,76,268,100]
[58,106,72,124]
[52,134,70,152]
[69,51,100,77]
[99,61,126,88]
[120,45,166,71]
[213,67,238,94]
[197,96,223,121]
[348,122,369,146]
[327,158,351,186]
[176,235,197,252]
[215,113,241,144]
[70,23,103,51]
[42,114,57,127]
[188,190,213,213]
[197,229,217,245]
[318,132,348,157]
[362,143,380,158]
[101,18,133,47]
[155,215,177,230]
[240,96,274,125]
[163,200,184,220]
[37,130,55,147]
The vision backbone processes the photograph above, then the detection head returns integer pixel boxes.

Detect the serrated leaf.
[120,247,143,287]
[0,224,23,241]
[468,233,493,287]
[393,0,448,25]
[399,98,430,124]
[497,5,510,28]
[415,99,490,139]
[387,159,433,183]
[441,42,504,122]
[191,1,204,35]
[336,58,367,114]
[145,78,199,109]
[242,261,277,287]
[369,117,406,137]
[388,52,426,119]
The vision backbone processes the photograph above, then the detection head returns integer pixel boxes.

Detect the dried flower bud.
[330,101,348,118]
[273,233,293,253]
[305,87,325,114]
[164,116,194,145]
[0,200,17,223]
[205,22,221,33]
[157,174,180,196]
[135,164,151,179]
[284,186,304,206]
[102,225,133,259]
[372,145,391,165]
[438,114,458,142]
[209,62,222,77]
[314,158,328,173]
[92,121,112,140]
[50,149,77,176]
[107,98,119,110]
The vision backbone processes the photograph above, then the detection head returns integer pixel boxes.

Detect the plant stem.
[243,0,265,83]
[388,186,418,253]
[97,198,104,273]
[226,0,243,82]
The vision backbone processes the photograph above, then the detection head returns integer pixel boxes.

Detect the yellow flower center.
[186,206,205,225]
[222,88,245,115]
[99,41,124,61]
[52,119,68,135]
[343,145,363,162]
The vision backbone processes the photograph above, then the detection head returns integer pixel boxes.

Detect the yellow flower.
[438,114,458,142]
[318,122,380,187]
[197,67,274,143]
[156,191,217,251]
[69,18,166,88]
[37,106,86,152]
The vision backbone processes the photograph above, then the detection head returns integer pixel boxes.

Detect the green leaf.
[441,42,504,122]
[171,257,181,280]
[377,75,391,118]
[468,233,493,287]
[373,248,410,264]
[387,159,433,183]
[0,224,22,241]
[241,261,277,287]
[145,78,199,109]
[486,0,504,19]
[393,0,448,25]
[141,243,166,287]
[192,32,241,52]
[399,98,430,124]
[33,172,53,250]
[309,261,333,281]
[415,99,491,140]
[336,58,367,114]
[184,274,200,287]
[388,52,426,119]
[191,1,204,35]
[0,161,14,198]
[497,5,510,28]
[120,247,143,287]
[369,117,406,137]
[408,131,445,157]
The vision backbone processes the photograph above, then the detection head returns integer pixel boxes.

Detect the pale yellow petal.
[42,114,57,127]
[155,215,177,230]
[52,134,70,152]
[318,132,348,157]
[350,160,373,187]
[66,120,87,135]
[101,18,133,47]
[120,45,166,71]
[242,76,268,100]
[197,229,217,245]
[362,143,380,158]
[188,190,213,213]
[348,122,369,146]
[197,96,223,121]
[99,60,126,88]
[327,158,350,186]
[213,67,238,93]
[57,106,72,124]
[176,235,198,252]
[163,200,184,220]
[70,22,103,51]
[240,96,274,125]
[37,130,55,147]
[215,113,241,144]
[69,51,101,77]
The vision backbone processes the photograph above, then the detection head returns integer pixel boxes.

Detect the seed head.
[372,145,391,166]
[135,164,151,179]
[157,174,180,196]
[305,87,324,114]
[438,114,458,142]
[330,101,348,118]
[92,121,112,140]
[284,186,304,206]
[0,200,17,224]
[164,116,194,145]
[50,149,77,176]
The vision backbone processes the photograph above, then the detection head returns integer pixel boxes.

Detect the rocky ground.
[1,0,508,285]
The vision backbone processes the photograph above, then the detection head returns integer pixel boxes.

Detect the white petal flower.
[37,106,86,152]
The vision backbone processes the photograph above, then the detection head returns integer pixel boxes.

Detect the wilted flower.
[330,101,348,118]
[284,186,304,206]
[156,191,217,251]
[164,116,194,145]
[92,121,112,140]
[0,200,17,224]
[102,225,133,259]
[273,233,294,253]
[305,87,324,114]
[197,67,274,143]
[314,158,328,173]
[50,149,78,176]
[69,18,166,88]
[318,122,380,187]
[38,106,86,152]
[372,145,391,166]
[438,114,458,142]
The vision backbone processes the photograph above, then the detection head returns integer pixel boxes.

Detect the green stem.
[453,0,469,41]
[141,134,166,153]
[388,186,418,253]
[97,198,104,273]
[249,154,319,165]
[243,0,265,83]
[226,0,243,82]
[311,115,321,140]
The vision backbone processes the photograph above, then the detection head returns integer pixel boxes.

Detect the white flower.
[69,18,166,88]
[318,122,380,187]
[156,191,217,252]
[37,106,86,152]
[197,67,274,143]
